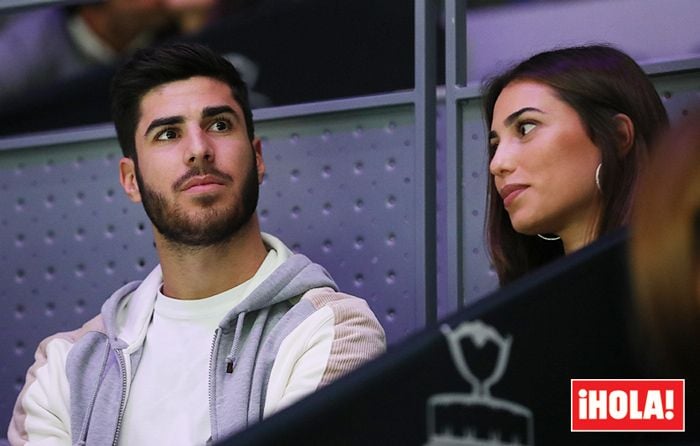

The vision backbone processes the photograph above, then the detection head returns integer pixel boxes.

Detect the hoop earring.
[537,233,561,241]
[595,163,602,192]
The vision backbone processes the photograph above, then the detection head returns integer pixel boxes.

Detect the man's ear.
[613,113,635,158]
[119,157,142,203]
[252,137,265,184]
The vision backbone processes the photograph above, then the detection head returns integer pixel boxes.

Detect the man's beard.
[135,159,259,248]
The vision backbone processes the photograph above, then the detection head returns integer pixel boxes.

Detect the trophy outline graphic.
[425,320,534,446]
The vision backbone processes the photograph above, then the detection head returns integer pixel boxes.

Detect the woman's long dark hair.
[482,45,668,284]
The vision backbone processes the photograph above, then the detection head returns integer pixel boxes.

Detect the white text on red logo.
[571,379,684,431]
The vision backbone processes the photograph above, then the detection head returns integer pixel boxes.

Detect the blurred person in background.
[0,0,260,105]
[630,112,700,380]
[0,0,411,135]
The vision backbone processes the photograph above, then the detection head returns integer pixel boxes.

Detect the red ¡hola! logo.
[571,379,684,432]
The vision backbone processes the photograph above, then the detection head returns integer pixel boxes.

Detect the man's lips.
[499,184,528,207]
[180,175,227,192]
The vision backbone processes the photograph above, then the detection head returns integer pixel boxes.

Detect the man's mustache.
[172,167,234,192]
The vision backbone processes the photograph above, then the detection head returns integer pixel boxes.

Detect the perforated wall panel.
[458,98,500,303]
[255,106,419,342]
[434,101,499,315]
[654,71,700,123]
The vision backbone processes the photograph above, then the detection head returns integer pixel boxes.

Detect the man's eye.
[155,129,178,141]
[518,122,536,136]
[209,119,231,132]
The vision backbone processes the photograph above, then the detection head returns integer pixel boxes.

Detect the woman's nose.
[489,141,516,178]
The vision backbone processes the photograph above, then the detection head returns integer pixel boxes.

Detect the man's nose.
[184,128,214,166]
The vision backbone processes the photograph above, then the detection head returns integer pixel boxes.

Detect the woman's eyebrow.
[489,107,545,139]
[503,107,544,127]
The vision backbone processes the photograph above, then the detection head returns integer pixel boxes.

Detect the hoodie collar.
[100,233,337,349]
[101,265,163,350]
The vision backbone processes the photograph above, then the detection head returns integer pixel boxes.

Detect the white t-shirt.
[118,249,280,446]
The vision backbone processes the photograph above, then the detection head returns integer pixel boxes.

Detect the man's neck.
[155,217,268,300]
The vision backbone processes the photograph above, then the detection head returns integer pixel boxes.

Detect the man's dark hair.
[110,42,255,160]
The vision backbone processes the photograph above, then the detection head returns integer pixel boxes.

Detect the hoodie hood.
[99,233,337,349]
[218,252,337,329]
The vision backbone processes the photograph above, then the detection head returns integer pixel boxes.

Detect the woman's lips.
[500,184,528,207]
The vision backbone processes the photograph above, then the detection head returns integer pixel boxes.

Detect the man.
[8,43,385,446]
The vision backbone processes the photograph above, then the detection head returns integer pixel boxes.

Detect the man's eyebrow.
[202,105,237,119]
[144,116,183,136]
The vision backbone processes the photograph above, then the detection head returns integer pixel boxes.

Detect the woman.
[630,115,700,377]
[483,45,668,284]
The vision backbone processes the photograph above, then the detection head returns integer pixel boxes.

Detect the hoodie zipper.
[208,327,221,440]
[112,350,129,446]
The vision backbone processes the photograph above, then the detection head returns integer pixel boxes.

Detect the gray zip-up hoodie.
[9,236,386,446]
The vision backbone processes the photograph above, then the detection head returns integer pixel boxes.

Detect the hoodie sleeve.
[8,335,73,446]
[8,315,105,446]
[263,288,386,416]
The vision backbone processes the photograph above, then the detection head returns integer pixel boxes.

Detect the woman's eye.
[209,119,231,132]
[488,139,499,154]
[518,122,536,136]
[156,129,178,141]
